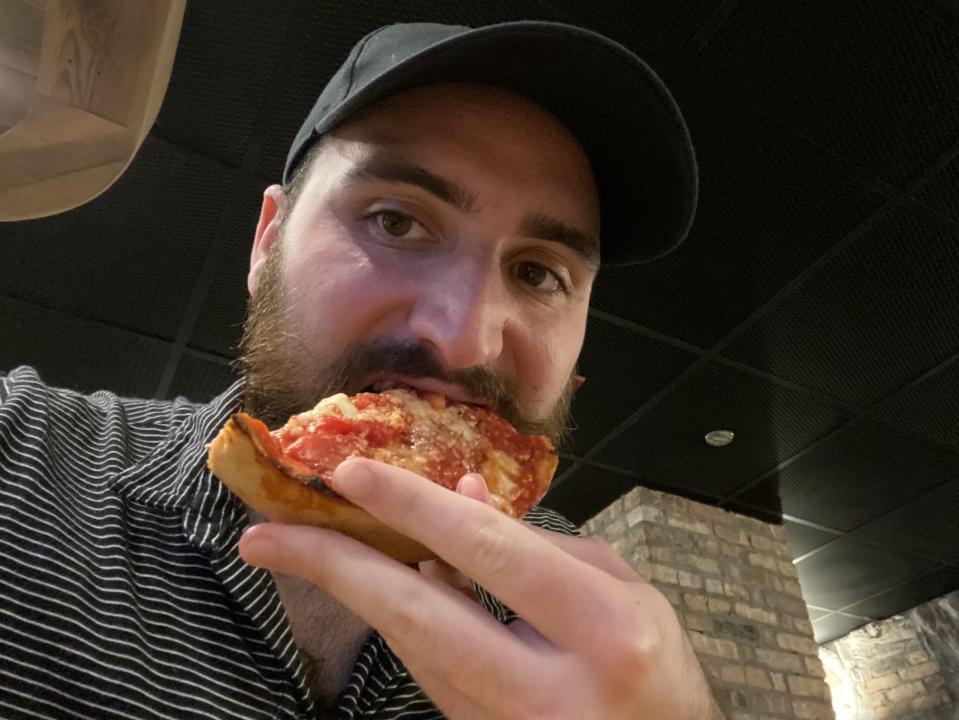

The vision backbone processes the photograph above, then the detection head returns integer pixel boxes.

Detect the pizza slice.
[206,388,558,563]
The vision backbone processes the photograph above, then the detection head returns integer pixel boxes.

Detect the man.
[0,20,719,720]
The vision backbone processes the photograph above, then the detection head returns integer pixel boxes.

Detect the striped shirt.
[0,365,579,720]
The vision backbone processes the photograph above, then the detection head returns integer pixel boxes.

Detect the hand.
[239,458,724,719]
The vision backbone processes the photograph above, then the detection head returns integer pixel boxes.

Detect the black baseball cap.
[284,21,697,267]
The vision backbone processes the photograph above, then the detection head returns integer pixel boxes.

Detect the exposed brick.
[677,553,721,575]
[777,632,819,656]
[689,630,739,659]
[735,603,778,626]
[626,505,664,526]
[679,570,704,590]
[898,660,938,682]
[667,515,712,535]
[744,666,772,689]
[650,546,675,564]
[764,591,808,617]
[648,563,678,585]
[685,613,713,633]
[720,664,746,685]
[804,656,826,679]
[749,533,777,554]
[684,592,708,613]
[755,648,804,674]
[724,581,752,600]
[792,699,834,719]
[770,671,786,692]
[714,523,750,546]
[886,680,926,704]
[705,577,724,596]
[778,560,799,578]
[866,672,899,693]
[709,597,732,615]
[788,674,829,699]
[748,552,780,573]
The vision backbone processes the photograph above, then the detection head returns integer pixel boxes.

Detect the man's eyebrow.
[519,212,601,271]
[344,153,478,213]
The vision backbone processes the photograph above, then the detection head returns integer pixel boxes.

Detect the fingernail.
[239,524,278,567]
[332,458,375,497]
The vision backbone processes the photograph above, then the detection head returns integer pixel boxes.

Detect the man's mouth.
[360,375,489,408]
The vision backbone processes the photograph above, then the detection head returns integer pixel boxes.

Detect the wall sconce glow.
[705,430,735,447]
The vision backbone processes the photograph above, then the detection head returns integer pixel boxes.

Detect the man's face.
[240,83,600,444]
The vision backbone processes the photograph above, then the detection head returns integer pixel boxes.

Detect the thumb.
[455,472,493,506]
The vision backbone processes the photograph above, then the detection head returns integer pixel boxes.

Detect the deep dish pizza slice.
[206,388,558,563]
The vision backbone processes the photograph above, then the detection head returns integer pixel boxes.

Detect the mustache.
[333,339,518,416]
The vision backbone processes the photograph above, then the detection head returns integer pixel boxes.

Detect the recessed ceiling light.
[705,430,735,447]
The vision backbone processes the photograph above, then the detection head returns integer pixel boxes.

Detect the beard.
[236,229,575,447]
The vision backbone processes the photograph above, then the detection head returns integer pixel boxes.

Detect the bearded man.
[0,20,720,720]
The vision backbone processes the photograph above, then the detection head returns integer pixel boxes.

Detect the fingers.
[330,458,634,654]
[239,522,548,703]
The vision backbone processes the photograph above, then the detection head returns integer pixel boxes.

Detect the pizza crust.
[207,414,434,564]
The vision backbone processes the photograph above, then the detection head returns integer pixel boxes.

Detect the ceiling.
[1,0,957,645]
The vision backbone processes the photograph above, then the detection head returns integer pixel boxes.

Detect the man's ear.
[248,184,288,296]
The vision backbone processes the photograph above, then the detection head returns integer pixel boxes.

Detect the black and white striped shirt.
[0,365,579,720]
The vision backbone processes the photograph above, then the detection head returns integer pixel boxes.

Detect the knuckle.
[466,519,515,577]
[384,590,436,650]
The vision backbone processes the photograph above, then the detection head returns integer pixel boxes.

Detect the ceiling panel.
[529,0,722,67]
[734,419,959,531]
[842,565,959,620]
[784,521,843,560]
[915,152,959,223]
[167,354,239,404]
[589,94,883,347]
[0,136,235,342]
[254,0,574,183]
[592,361,852,498]
[722,204,959,408]
[848,480,959,562]
[562,317,697,456]
[0,296,168,398]
[540,463,641,527]
[813,613,871,644]
[875,357,959,448]
[152,0,296,168]
[795,536,936,612]
[688,0,959,186]
[188,179,269,358]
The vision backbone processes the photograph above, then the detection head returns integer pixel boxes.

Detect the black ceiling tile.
[153,0,296,168]
[564,317,698,456]
[188,179,269,357]
[590,95,883,347]
[525,0,723,68]
[795,536,936,612]
[813,613,871,644]
[843,565,959,621]
[689,0,959,186]
[734,419,959,531]
[167,354,240,404]
[255,0,573,182]
[0,136,235,342]
[876,358,959,449]
[722,204,959,407]
[915,152,959,223]
[806,607,831,621]
[849,480,959,562]
[784,521,842,559]
[539,463,639,527]
[592,362,852,498]
[0,296,168,399]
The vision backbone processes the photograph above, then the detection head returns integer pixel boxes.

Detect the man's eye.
[514,260,567,295]
[377,210,414,237]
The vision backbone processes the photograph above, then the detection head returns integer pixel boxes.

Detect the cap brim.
[304,22,698,266]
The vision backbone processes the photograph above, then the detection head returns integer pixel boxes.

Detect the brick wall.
[819,591,959,719]
[581,484,834,720]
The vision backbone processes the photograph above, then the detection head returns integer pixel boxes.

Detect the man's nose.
[408,265,507,370]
